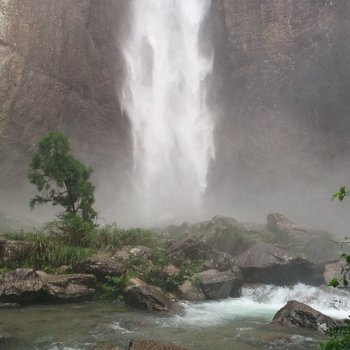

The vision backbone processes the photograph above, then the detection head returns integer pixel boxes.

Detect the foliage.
[28,131,97,224]
[319,187,350,349]
[320,320,350,350]
[332,186,350,201]
[44,214,94,246]
[99,275,130,301]
[79,224,155,250]
[0,267,10,275]
[125,251,204,292]
[1,231,93,270]
[328,250,350,288]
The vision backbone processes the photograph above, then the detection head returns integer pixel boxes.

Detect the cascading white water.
[120,0,214,225]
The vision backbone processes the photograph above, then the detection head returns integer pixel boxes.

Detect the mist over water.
[120,0,214,226]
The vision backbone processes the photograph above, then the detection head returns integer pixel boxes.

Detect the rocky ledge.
[0,268,97,303]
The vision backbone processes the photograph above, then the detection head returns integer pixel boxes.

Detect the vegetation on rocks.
[318,187,350,350]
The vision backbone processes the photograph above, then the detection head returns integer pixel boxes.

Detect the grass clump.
[1,230,93,271]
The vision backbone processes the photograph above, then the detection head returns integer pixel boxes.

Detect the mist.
[0,0,350,237]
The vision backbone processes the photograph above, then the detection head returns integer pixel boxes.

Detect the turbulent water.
[2,284,349,350]
[120,0,214,225]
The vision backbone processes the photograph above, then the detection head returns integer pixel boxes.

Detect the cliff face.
[209,0,350,229]
[0,0,350,228]
[0,0,130,190]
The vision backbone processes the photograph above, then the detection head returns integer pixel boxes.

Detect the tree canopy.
[28,131,97,224]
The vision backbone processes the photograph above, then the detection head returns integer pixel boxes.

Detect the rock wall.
[208,0,350,230]
[0,0,130,190]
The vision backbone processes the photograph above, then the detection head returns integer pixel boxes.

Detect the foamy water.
[120,0,214,225]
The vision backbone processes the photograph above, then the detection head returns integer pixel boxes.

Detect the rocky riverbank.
[0,213,347,348]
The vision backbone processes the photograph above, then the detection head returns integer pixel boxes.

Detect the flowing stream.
[120,0,214,225]
[2,284,349,350]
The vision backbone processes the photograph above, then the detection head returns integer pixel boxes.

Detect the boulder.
[38,271,97,302]
[272,300,344,330]
[234,242,324,285]
[72,255,125,282]
[178,280,206,301]
[163,264,180,277]
[94,345,124,350]
[167,234,210,260]
[0,268,97,303]
[204,250,235,272]
[266,213,317,245]
[129,340,189,350]
[129,246,154,258]
[194,268,243,299]
[324,260,346,286]
[125,278,182,314]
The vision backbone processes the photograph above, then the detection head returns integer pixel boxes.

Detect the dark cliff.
[0,0,350,229]
[0,0,130,192]
[209,0,350,231]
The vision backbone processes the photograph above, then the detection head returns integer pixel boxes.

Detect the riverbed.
[1,284,349,350]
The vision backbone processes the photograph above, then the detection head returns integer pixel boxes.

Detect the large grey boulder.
[204,250,236,272]
[129,340,189,350]
[178,280,206,301]
[0,268,97,303]
[272,300,344,330]
[167,234,210,260]
[125,278,183,314]
[234,241,324,285]
[194,268,243,299]
[72,255,125,282]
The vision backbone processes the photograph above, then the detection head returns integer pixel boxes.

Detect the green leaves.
[332,186,350,201]
[28,131,97,224]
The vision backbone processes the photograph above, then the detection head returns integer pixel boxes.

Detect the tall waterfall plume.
[120,0,214,225]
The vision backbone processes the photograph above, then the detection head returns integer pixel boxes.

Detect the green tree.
[28,131,97,224]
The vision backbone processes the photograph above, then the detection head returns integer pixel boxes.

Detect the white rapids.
[164,284,350,327]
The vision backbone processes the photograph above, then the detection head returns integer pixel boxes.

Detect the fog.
[1,0,350,237]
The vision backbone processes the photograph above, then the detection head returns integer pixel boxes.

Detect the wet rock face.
[72,255,126,282]
[210,0,350,218]
[272,300,344,330]
[0,0,130,187]
[0,268,97,303]
[194,268,243,299]
[234,242,324,285]
[124,278,183,314]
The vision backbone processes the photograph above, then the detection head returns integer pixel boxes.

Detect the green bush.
[320,320,350,350]
[99,275,130,301]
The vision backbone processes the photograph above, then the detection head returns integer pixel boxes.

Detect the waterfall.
[120,0,214,225]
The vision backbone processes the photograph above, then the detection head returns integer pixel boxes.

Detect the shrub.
[99,275,130,301]
[2,231,93,270]
[320,320,350,350]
